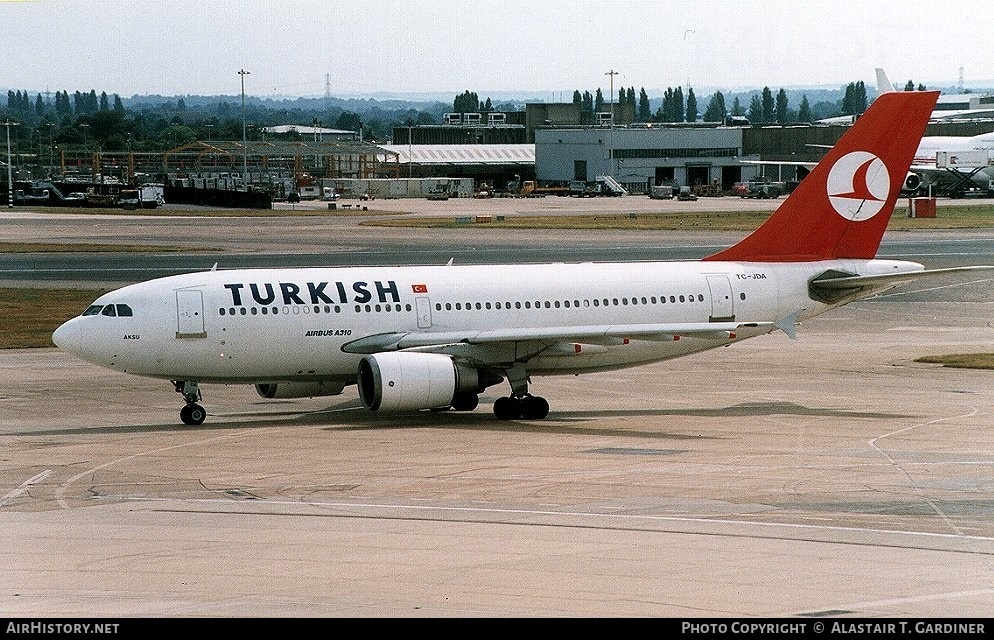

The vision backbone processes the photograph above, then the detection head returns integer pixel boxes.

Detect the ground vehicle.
[676,186,698,201]
[119,185,165,209]
[119,189,141,209]
[649,185,674,199]
[737,180,785,199]
[64,192,87,204]
[509,180,568,198]
[568,177,626,197]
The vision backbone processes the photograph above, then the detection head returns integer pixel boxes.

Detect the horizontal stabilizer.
[809,265,994,304]
[813,266,994,290]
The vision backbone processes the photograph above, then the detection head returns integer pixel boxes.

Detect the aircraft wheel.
[451,392,479,412]
[493,396,521,420]
[180,404,207,426]
[520,395,550,420]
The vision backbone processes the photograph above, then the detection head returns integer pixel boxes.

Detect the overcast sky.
[3,0,993,99]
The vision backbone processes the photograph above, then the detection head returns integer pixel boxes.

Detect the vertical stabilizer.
[704,90,938,262]
[875,68,895,95]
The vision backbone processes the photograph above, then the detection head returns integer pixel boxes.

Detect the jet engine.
[357,352,481,412]
[255,381,346,399]
[903,171,922,193]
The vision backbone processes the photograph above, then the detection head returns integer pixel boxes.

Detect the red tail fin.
[704,90,939,262]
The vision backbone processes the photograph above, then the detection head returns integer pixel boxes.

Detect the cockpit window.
[82,303,133,317]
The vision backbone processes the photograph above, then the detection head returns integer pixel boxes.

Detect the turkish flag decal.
[412,284,428,293]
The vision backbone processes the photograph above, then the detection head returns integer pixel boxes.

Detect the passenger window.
[82,305,103,316]
[101,305,117,317]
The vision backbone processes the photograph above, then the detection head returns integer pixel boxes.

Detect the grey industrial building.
[535,125,760,194]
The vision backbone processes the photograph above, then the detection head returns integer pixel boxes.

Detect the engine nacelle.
[255,381,346,399]
[357,352,479,412]
[903,171,922,193]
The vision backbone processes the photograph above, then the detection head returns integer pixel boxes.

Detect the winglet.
[704,88,938,262]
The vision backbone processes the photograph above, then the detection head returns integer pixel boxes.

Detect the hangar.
[534,125,760,195]
[378,143,535,187]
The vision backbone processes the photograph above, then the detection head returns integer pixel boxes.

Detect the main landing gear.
[493,365,550,420]
[493,394,550,420]
[174,380,206,425]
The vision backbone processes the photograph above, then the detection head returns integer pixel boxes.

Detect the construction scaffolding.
[39,140,400,187]
[161,140,401,181]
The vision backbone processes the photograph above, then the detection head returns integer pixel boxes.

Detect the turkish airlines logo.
[826,151,891,221]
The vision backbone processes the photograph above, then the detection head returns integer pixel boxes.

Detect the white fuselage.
[52,258,922,387]
[913,132,994,187]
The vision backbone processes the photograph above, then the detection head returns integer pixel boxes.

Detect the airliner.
[873,69,994,196]
[906,131,994,196]
[52,89,990,425]
[820,69,994,196]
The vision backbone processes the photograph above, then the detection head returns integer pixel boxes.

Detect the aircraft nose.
[52,318,81,353]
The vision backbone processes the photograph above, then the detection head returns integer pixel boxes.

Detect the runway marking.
[835,587,994,612]
[98,495,994,547]
[55,430,265,510]
[869,407,983,537]
[0,469,52,506]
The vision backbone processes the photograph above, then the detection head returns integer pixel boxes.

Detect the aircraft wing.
[342,321,773,355]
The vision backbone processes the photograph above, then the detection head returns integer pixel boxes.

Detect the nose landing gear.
[173,380,207,425]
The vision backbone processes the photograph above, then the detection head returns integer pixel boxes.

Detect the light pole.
[3,119,19,208]
[79,123,90,180]
[605,69,618,178]
[45,122,54,178]
[406,120,413,178]
[239,68,250,190]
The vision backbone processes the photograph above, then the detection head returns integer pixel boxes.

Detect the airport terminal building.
[534,125,761,194]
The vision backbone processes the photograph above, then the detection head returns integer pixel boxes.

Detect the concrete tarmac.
[1,200,994,617]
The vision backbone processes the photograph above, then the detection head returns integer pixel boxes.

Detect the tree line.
[0,77,934,158]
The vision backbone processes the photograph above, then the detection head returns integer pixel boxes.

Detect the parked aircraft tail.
[705,89,939,262]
